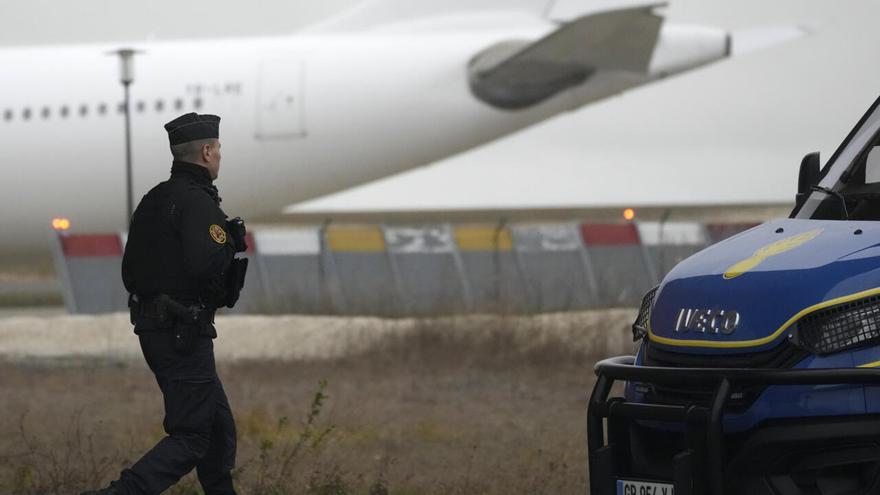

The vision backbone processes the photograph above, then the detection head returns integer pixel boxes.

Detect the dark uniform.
[92,113,247,495]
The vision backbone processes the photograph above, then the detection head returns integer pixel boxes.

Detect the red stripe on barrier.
[580,223,639,246]
[60,234,123,257]
[245,232,256,254]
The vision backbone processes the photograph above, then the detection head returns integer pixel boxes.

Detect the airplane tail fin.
[469,5,664,109]
[307,0,559,32]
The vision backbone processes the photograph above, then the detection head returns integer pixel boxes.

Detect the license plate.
[616,479,674,495]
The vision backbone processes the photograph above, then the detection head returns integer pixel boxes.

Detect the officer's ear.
[201,143,212,161]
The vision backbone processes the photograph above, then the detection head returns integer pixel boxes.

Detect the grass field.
[0,309,637,494]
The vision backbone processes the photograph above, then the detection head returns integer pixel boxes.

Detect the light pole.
[110,48,142,226]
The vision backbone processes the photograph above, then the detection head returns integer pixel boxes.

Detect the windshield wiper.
[810,184,850,219]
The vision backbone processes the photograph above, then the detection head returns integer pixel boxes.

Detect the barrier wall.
[324,226,401,315]
[512,223,596,312]
[455,225,530,313]
[53,220,766,315]
[384,225,470,315]
[251,227,327,314]
[580,223,656,307]
[705,222,759,244]
[52,233,128,314]
[637,222,709,277]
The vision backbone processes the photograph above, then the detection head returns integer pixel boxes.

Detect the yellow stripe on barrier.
[326,226,386,252]
[454,226,513,251]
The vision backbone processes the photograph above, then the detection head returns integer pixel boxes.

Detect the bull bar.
[587,355,880,495]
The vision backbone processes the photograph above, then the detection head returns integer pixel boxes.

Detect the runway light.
[623,208,636,221]
[52,217,71,231]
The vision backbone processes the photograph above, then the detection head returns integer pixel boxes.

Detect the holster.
[155,296,197,354]
[223,258,248,308]
[129,294,174,329]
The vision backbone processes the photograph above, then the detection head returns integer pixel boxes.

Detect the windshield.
[796,97,880,220]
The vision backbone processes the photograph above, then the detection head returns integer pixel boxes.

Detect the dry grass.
[0,309,638,494]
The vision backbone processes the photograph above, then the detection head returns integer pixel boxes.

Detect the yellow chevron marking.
[723,229,823,280]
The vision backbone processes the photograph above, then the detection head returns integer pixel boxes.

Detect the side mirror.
[795,151,821,208]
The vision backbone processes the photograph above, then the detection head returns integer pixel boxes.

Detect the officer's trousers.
[116,333,237,495]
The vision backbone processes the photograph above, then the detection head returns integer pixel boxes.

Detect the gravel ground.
[0,309,638,363]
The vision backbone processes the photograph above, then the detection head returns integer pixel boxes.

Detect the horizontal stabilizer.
[470,5,664,109]
[730,25,809,55]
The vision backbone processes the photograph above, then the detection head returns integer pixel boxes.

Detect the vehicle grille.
[798,294,880,355]
[632,286,658,340]
[639,339,809,412]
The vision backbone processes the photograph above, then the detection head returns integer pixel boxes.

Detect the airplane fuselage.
[0,15,729,248]
[1,29,572,246]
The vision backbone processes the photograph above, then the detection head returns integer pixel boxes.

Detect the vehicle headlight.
[632,286,659,342]
[796,296,880,355]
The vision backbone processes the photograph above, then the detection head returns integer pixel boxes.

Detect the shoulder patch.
[209,224,227,244]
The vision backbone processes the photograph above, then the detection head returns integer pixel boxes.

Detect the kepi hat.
[164,113,220,146]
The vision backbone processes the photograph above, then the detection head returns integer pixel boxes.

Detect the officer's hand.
[226,217,248,253]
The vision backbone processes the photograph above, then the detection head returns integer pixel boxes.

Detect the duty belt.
[129,294,216,327]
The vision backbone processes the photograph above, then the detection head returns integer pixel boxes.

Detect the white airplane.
[0,0,800,249]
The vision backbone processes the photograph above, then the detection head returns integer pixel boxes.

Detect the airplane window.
[155,100,164,112]
[79,104,88,117]
[41,107,50,119]
[193,98,203,110]
[136,101,145,113]
[60,106,69,118]
[174,98,183,111]
[97,103,107,115]
[117,102,125,114]
[22,108,31,120]
[3,109,11,121]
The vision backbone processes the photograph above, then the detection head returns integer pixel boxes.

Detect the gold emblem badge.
[723,228,822,279]
[209,224,227,244]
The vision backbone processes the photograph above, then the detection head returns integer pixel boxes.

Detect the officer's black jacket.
[122,162,235,308]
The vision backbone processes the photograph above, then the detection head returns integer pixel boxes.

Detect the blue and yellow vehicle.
[588,96,880,495]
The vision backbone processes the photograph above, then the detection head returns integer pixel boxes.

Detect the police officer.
[82,113,248,495]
